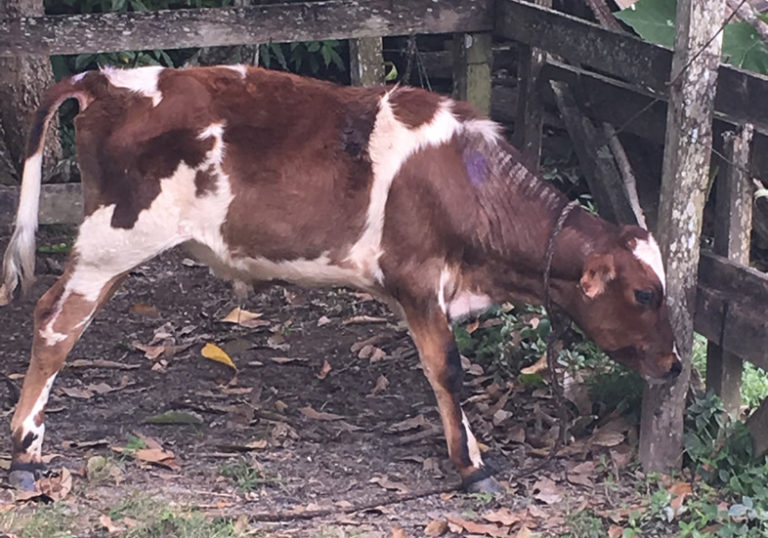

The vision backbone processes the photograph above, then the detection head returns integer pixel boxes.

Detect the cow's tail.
[1,75,92,305]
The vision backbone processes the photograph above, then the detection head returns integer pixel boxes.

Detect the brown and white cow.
[1,65,680,493]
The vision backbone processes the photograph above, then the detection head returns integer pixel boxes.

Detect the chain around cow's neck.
[510,199,580,483]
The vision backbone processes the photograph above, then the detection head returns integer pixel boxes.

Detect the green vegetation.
[616,0,768,75]
[219,457,281,492]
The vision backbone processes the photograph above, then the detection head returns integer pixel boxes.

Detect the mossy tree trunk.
[639,0,725,472]
[0,0,60,186]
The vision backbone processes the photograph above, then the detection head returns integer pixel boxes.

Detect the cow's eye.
[634,289,653,305]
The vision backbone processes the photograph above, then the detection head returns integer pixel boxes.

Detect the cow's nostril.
[666,359,682,378]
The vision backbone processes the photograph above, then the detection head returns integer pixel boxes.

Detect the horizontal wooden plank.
[695,251,768,371]
[0,183,83,226]
[495,0,768,133]
[0,0,492,57]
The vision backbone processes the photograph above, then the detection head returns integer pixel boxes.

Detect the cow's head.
[573,226,681,381]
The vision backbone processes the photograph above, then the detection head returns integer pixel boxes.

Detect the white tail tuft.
[1,151,43,304]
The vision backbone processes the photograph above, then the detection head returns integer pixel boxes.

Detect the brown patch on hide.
[195,166,217,197]
[218,68,382,262]
[389,86,442,129]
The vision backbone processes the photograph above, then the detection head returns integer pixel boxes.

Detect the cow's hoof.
[9,469,37,491]
[464,475,505,495]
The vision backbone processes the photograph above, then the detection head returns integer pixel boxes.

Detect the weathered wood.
[349,37,384,87]
[452,32,493,115]
[0,0,493,57]
[707,126,753,416]
[0,183,83,226]
[0,0,60,184]
[512,0,550,172]
[495,0,768,132]
[550,80,636,225]
[640,0,723,473]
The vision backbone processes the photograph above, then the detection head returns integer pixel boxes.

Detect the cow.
[1,65,680,494]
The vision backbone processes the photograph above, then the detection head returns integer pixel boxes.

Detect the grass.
[0,504,74,538]
[219,457,281,492]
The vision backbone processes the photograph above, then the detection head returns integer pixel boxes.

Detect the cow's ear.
[580,253,617,299]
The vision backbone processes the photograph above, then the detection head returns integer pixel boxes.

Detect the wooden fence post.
[452,32,492,115]
[349,37,384,87]
[707,125,753,417]
[513,0,551,172]
[640,0,724,472]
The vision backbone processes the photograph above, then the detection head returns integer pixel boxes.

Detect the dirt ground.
[0,228,671,537]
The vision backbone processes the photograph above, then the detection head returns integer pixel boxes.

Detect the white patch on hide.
[633,235,666,290]
[102,65,165,107]
[223,64,248,78]
[20,374,57,458]
[461,410,484,468]
[347,94,462,284]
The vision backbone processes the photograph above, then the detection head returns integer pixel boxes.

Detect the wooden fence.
[2,0,768,453]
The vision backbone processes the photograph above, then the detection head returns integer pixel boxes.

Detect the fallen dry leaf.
[299,406,344,421]
[369,347,387,363]
[59,386,94,399]
[130,302,160,318]
[608,525,624,538]
[68,359,141,370]
[520,354,548,375]
[532,477,562,505]
[342,315,388,325]
[38,468,72,502]
[220,307,269,328]
[391,525,409,538]
[591,429,625,447]
[201,343,237,370]
[100,514,123,534]
[266,334,290,351]
[134,448,180,471]
[424,519,448,536]
[317,360,332,380]
[445,514,506,536]
[370,476,410,494]
[132,341,170,361]
[388,414,426,433]
[516,526,534,538]
[317,315,332,327]
[268,356,308,364]
[482,507,523,526]
[371,375,389,396]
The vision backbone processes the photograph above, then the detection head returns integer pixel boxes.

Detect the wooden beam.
[640,0,724,473]
[452,32,493,115]
[349,37,384,87]
[0,183,83,226]
[0,0,493,57]
[495,0,768,132]
[512,0,550,171]
[550,80,637,225]
[707,126,753,417]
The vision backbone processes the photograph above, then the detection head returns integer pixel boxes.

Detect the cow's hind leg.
[402,301,504,494]
[9,260,127,489]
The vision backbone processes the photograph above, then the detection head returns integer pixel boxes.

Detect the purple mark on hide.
[463,150,488,186]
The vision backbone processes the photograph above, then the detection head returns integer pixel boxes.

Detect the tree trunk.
[639,0,724,472]
[0,0,60,185]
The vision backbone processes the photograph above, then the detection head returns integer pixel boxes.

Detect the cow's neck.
[471,198,618,317]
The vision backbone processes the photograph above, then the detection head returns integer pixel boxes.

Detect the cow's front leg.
[403,302,503,494]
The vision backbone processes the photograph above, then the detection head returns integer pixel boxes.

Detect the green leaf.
[722,22,768,73]
[615,0,676,48]
[320,43,332,67]
[384,61,399,82]
[74,53,97,71]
